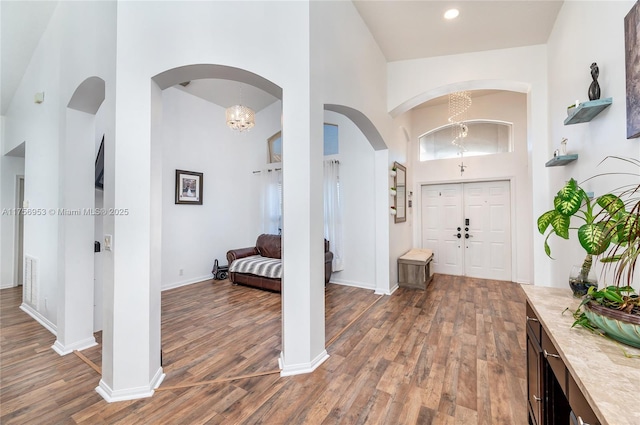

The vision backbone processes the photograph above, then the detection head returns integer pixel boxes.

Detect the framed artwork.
[625,1,640,139]
[175,170,203,205]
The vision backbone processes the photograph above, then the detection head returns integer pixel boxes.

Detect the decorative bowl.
[584,302,640,348]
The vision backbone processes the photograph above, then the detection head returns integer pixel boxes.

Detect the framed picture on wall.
[175,170,203,205]
[625,0,640,139]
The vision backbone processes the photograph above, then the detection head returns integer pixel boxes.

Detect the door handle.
[465,233,473,239]
[543,349,560,359]
[453,233,461,239]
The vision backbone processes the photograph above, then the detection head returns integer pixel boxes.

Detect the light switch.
[104,234,112,251]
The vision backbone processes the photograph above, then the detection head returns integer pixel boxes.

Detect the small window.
[267,123,339,163]
[419,120,512,162]
[268,132,282,164]
[324,123,339,156]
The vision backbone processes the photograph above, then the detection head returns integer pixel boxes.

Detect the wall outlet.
[179,268,183,276]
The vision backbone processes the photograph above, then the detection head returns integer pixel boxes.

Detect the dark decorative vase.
[588,62,601,101]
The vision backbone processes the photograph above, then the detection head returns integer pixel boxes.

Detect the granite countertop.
[521,284,640,425]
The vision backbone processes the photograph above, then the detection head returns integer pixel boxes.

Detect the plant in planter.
[572,157,640,348]
[537,178,611,296]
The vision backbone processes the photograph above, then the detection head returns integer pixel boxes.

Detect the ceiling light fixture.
[226,104,255,132]
[448,91,472,175]
[226,84,255,132]
[444,9,459,20]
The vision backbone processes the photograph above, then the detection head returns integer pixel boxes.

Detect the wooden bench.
[398,248,434,290]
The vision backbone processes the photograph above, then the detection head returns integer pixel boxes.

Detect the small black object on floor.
[212,259,229,280]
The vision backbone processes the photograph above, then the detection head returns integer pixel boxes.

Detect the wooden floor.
[0,275,527,424]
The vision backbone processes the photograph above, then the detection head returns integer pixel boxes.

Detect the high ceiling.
[1,1,563,115]
[352,1,563,62]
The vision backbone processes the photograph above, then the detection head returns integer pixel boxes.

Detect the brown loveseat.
[226,234,333,292]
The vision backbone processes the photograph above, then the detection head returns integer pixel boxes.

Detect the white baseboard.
[0,282,17,289]
[376,283,398,295]
[20,303,57,335]
[279,350,329,377]
[329,278,375,290]
[161,274,212,291]
[52,336,97,356]
[96,367,165,402]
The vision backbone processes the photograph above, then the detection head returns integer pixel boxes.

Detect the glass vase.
[568,265,598,297]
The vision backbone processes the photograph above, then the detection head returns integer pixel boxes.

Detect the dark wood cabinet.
[525,301,600,425]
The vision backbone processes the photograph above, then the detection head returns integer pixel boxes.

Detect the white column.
[53,109,97,355]
[374,150,391,295]
[280,7,327,374]
[97,73,163,403]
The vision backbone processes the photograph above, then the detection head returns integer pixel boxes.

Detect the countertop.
[521,284,640,425]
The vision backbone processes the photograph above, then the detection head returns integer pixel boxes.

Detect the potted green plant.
[537,178,611,296]
[574,157,640,348]
[539,157,640,348]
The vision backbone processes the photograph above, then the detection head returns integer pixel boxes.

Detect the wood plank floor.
[0,275,527,424]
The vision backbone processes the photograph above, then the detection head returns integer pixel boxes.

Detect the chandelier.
[448,91,472,174]
[226,104,255,132]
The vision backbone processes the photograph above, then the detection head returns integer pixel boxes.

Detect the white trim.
[0,282,17,289]
[20,303,56,335]
[161,274,211,291]
[95,367,165,402]
[329,278,375,290]
[279,350,329,377]
[52,337,97,356]
[376,283,398,296]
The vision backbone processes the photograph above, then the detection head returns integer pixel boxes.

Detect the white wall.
[388,44,550,286]
[311,1,397,290]
[159,87,278,290]
[3,1,116,327]
[324,111,376,289]
[410,91,532,283]
[546,1,639,289]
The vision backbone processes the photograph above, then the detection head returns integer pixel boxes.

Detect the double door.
[420,180,511,281]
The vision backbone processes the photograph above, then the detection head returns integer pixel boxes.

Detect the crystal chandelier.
[448,91,472,175]
[226,104,255,132]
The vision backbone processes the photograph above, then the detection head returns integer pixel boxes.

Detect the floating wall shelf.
[545,154,579,167]
[564,97,612,125]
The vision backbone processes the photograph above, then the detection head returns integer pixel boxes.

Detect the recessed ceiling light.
[444,9,459,20]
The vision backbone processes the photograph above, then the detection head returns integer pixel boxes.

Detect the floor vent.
[24,255,39,309]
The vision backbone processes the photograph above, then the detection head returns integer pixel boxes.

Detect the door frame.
[14,175,25,287]
[416,176,517,282]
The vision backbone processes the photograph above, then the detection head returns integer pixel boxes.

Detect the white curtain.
[261,168,282,235]
[324,160,344,271]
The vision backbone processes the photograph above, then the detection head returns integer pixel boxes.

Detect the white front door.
[421,180,512,281]
[421,183,463,276]
[463,181,511,280]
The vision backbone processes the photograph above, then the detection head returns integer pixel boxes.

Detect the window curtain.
[324,160,344,271]
[262,168,282,235]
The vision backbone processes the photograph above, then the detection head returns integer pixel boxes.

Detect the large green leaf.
[577,223,610,255]
[554,179,583,216]
[544,239,552,258]
[537,210,557,234]
[550,214,570,239]
[597,194,626,217]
